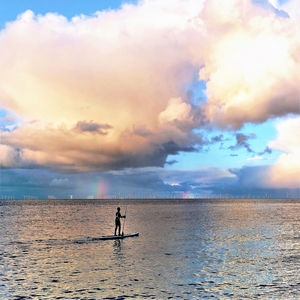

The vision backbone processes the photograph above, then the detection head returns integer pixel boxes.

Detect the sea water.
[1,199,300,299]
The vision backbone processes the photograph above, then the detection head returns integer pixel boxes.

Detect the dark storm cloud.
[162,141,196,155]
[0,169,62,198]
[2,165,299,200]
[80,140,198,171]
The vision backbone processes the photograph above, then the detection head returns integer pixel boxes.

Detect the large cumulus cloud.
[0,0,204,171]
[201,0,300,128]
[0,0,299,178]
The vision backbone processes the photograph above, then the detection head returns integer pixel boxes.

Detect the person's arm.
[121,214,126,218]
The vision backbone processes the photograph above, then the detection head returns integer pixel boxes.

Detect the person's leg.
[118,221,121,235]
[114,220,117,235]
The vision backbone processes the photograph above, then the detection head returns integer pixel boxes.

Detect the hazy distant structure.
[24,195,37,200]
[1,195,14,200]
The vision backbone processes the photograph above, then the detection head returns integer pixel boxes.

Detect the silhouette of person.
[114,207,126,236]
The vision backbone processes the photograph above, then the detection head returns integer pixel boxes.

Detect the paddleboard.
[93,232,139,241]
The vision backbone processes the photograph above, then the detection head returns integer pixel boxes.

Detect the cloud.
[0,2,204,171]
[1,164,298,199]
[230,165,272,189]
[281,0,300,19]
[229,133,256,153]
[0,144,34,168]
[50,177,70,186]
[74,121,112,134]
[258,146,272,155]
[225,117,300,190]
[246,156,264,161]
[132,125,152,137]
[159,98,193,125]
[0,145,21,168]
[0,0,299,172]
[201,0,300,128]
[253,0,289,17]
[210,134,224,143]
[268,116,300,188]
[229,134,273,156]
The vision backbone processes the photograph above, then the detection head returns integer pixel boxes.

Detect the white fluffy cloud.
[0,0,299,178]
[282,0,300,19]
[201,0,300,128]
[268,117,300,188]
[0,1,203,170]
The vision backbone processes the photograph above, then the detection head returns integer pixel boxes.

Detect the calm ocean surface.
[1,199,300,299]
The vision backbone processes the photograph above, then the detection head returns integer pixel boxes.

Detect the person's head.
[117,207,120,211]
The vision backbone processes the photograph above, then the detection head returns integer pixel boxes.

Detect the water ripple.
[1,199,300,298]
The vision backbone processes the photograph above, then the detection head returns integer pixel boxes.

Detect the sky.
[0,0,299,199]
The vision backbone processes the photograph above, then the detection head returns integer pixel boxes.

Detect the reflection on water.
[1,199,300,299]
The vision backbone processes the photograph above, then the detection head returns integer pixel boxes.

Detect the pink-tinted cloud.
[0,2,203,170]
[200,0,300,128]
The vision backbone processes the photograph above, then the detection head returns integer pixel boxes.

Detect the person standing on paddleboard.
[114,207,126,236]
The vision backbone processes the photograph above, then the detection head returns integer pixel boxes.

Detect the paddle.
[122,206,127,236]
